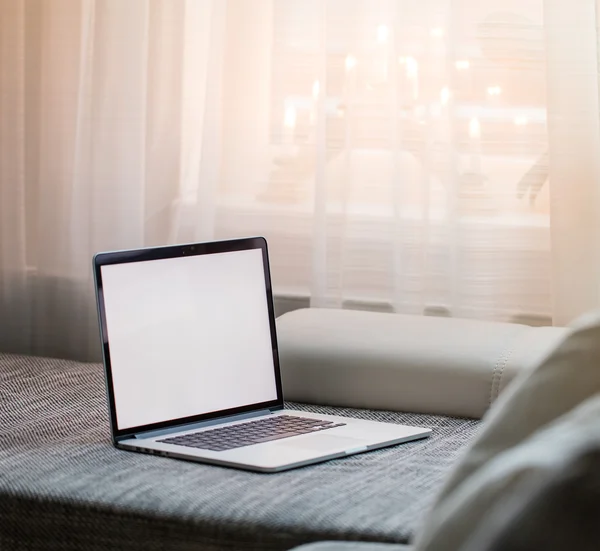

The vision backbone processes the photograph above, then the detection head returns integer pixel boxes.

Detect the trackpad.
[282,434,367,452]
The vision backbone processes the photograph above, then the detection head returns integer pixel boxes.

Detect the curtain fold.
[544,0,600,326]
[0,0,598,361]
[1,0,30,352]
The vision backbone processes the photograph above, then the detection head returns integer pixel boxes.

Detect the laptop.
[93,237,431,472]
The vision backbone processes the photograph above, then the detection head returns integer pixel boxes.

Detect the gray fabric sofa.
[0,308,568,550]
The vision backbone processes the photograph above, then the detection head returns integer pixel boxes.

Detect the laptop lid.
[93,237,284,441]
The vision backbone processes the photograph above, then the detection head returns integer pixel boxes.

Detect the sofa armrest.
[277,308,568,419]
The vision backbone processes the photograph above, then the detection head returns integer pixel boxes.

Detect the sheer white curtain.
[1,0,599,361]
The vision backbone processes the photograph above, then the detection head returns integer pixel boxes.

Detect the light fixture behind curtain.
[215,0,554,325]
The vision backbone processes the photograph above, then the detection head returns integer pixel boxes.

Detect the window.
[180,0,551,324]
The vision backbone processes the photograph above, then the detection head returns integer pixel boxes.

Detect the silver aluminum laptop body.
[93,237,430,473]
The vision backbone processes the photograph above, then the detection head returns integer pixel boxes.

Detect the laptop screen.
[99,247,278,431]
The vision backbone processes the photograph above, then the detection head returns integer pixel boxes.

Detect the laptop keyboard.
[158,415,346,452]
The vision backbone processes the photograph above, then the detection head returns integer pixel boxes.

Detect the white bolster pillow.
[276,308,568,419]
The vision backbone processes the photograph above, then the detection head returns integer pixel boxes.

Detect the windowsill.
[214,193,549,229]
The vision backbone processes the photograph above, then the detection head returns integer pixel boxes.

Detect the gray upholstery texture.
[0,353,479,550]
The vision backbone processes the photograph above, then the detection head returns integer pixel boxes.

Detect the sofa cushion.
[277,308,567,419]
[461,435,600,551]
[413,311,600,551]
[0,353,479,551]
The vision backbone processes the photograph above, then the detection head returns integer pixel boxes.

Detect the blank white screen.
[101,248,278,430]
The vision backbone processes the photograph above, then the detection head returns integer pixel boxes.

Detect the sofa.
[0,308,570,550]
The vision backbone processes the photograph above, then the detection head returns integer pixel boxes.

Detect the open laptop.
[93,237,431,472]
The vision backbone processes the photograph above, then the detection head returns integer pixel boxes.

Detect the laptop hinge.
[130,409,274,440]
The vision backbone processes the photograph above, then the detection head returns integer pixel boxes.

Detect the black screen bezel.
[93,237,284,441]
